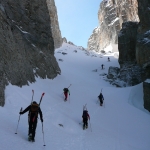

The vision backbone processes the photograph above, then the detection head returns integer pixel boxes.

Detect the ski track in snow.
[1,42,150,150]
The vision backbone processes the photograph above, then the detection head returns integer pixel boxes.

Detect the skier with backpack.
[98,93,104,106]
[101,64,104,69]
[19,101,43,142]
[63,88,70,101]
[82,110,90,130]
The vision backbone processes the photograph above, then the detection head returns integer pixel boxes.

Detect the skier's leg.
[64,93,67,100]
[85,119,88,128]
[32,121,37,141]
[83,118,86,129]
[100,99,103,106]
[28,121,32,135]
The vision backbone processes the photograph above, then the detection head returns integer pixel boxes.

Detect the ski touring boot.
[28,134,32,141]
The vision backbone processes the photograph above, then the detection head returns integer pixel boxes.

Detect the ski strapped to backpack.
[82,110,88,118]
[32,93,45,122]
[31,90,34,104]
[39,93,45,106]
[101,88,103,93]
[28,92,45,122]
[83,103,87,111]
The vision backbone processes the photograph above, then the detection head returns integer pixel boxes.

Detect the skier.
[98,93,104,106]
[82,110,90,130]
[63,88,70,101]
[108,57,110,61]
[19,101,43,142]
[101,64,104,69]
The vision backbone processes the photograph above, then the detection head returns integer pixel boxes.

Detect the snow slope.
[0,42,150,150]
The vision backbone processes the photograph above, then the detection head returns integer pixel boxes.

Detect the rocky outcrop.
[117,0,150,82]
[62,37,67,43]
[87,0,139,52]
[46,0,62,49]
[62,37,86,50]
[143,79,150,112]
[0,0,61,106]
[117,0,150,111]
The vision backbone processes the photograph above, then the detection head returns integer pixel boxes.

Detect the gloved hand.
[41,118,43,122]
[19,112,23,115]
[69,94,70,95]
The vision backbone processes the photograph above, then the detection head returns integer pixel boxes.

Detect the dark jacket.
[82,110,90,120]
[98,93,104,100]
[21,105,43,122]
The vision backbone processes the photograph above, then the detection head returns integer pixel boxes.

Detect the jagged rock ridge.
[0,0,61,106]
[87,0,139,52]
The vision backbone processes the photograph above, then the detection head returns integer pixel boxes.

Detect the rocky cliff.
[0,0,61,106]
[46,0,62,49]
[118,0,150,111]
[87,0,139,52]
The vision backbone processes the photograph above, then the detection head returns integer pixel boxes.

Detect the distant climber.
[98,93,104,106]
[82,110,90,130]
[101,64,104,69]
[63,88,70,101]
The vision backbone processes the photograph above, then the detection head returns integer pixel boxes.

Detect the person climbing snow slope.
[20,101,43,142]
[82,110,90,130]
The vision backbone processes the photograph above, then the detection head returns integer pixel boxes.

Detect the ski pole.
[69,94,70,103]
[96,98,99,104]
[15,107,22,134]
[103,100,105,108]
[31,90,34,104]
[89,120,92,132]
[42,122,46,146]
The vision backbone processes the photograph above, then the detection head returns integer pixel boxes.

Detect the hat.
[33,101,37,104]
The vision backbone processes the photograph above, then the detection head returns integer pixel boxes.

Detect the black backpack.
[82,110,88,119]
[98,94,103,99]
[30,103,39,114]
[63,88,68,92]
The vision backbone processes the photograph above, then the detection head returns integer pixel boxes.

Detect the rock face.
[87,0,139,52]
[0,0,61,106]
[62,37,86,50]
[118,21,138,66]
[117,0,150,82]
[143,79,150,112]
[117,0,150,111]
[46,0,62,49]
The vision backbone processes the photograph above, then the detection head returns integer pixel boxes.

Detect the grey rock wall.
[46,0,62,49]
[87,0,139,52]
[143,80,150,112]
[118,21,138,66]
[0,0,61,106]
[117,0,150,111]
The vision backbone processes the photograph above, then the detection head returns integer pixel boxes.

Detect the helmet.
[33,101,37,104]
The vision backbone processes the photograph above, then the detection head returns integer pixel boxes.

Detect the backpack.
[82,110,88,119]
[98,94,103,99]
[63,88,68,93]
[30,103,39,114]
